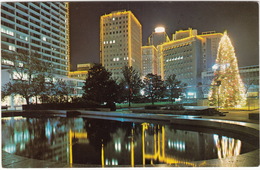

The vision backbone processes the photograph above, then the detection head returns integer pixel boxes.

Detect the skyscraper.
[142,46,158,76]
[157,28,222,98]
[143,27,170,76]
[100,10,142,80]
[1,2,70,76]
[159,29,202,85]
[147,27,170,46]
[199,31,222,71]
[1,2,78,109]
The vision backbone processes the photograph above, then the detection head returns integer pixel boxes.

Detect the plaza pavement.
[201,109,259,124]
[1,108,259,168]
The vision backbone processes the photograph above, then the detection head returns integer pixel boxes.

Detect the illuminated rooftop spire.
[155,27,165,33]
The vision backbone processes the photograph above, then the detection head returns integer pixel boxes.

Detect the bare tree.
[1,50,52,105]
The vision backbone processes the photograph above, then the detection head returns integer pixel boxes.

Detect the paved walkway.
[201,109,259,124]
[1,108,259,168]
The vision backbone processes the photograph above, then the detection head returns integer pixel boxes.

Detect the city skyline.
[70,1,259,70]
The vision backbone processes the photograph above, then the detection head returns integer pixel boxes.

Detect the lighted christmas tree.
[208,31,246,108]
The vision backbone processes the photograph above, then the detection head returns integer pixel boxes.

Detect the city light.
[212,64,218,70]
[155,27,165,33]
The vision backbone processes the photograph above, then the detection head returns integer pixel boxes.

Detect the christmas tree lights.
[208,31,246,108]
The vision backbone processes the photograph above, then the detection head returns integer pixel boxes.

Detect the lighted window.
[18,62,24,67]
[2,59,14,66]
[42,36,47,41]
[8,45,16,51]
[1,27,14,36]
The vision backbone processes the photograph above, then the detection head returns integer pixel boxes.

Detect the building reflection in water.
[213,134,241,159]
[2,117,245,167]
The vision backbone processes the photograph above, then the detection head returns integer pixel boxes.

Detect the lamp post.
[216,80,221,109]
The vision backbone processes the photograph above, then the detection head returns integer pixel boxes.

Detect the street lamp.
[216,80,221,109]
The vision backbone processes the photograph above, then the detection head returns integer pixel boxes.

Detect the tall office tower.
[172,28,198,40]
[160,29,202,86]
[147,27,170,46]
[198,31,222,71]
[142,45,158,76]
[158,28,222,98]
[143,27,169,76]
[100,10,142,80]
[1,2,70,76]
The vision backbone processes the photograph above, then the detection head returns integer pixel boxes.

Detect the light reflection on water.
[1,116,256,167]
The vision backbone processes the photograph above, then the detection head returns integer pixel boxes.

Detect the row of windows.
[105,62,128,67]
[2,41,67,58]
[1,20,15,29]
[163,43,193,52]
[103,30,128,35]
[104,25,128,30]
[165,59,193,67]
[103,54,129,61]
[2,36,15,43]
[165,56,184,62]
[17,41,29,48]
[2,4,66,29]
[164,48,193,55]
[1,12,15,22]
[104,15,128,22]
[1,27,14,36]
[17,19,28,27]
[103,41,128,48]
[103,40,116,44]
[42,55,67,64]
[103,20,128,26]
[2,2,66,18]
[2,5,15,14]
[164,51,193,59]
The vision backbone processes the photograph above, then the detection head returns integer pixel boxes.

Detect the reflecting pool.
[2,116,258,167]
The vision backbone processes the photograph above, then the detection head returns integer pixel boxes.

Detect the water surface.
[2,116,258,167]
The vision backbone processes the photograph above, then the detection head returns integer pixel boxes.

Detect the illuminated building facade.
[199,31,222,71]
[1,2,70,76]
[68,71,88,80]
[142,46,158,76]
[147,27,170,46]
[0,2,85,109]
[68,63,94,80]
[142,27,170,76]
[76,63,94,71]
[100,10,142,80]
[159,29,202,86]
[158,28,222,98]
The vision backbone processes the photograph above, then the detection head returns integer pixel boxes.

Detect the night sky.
[69,1,259,70]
